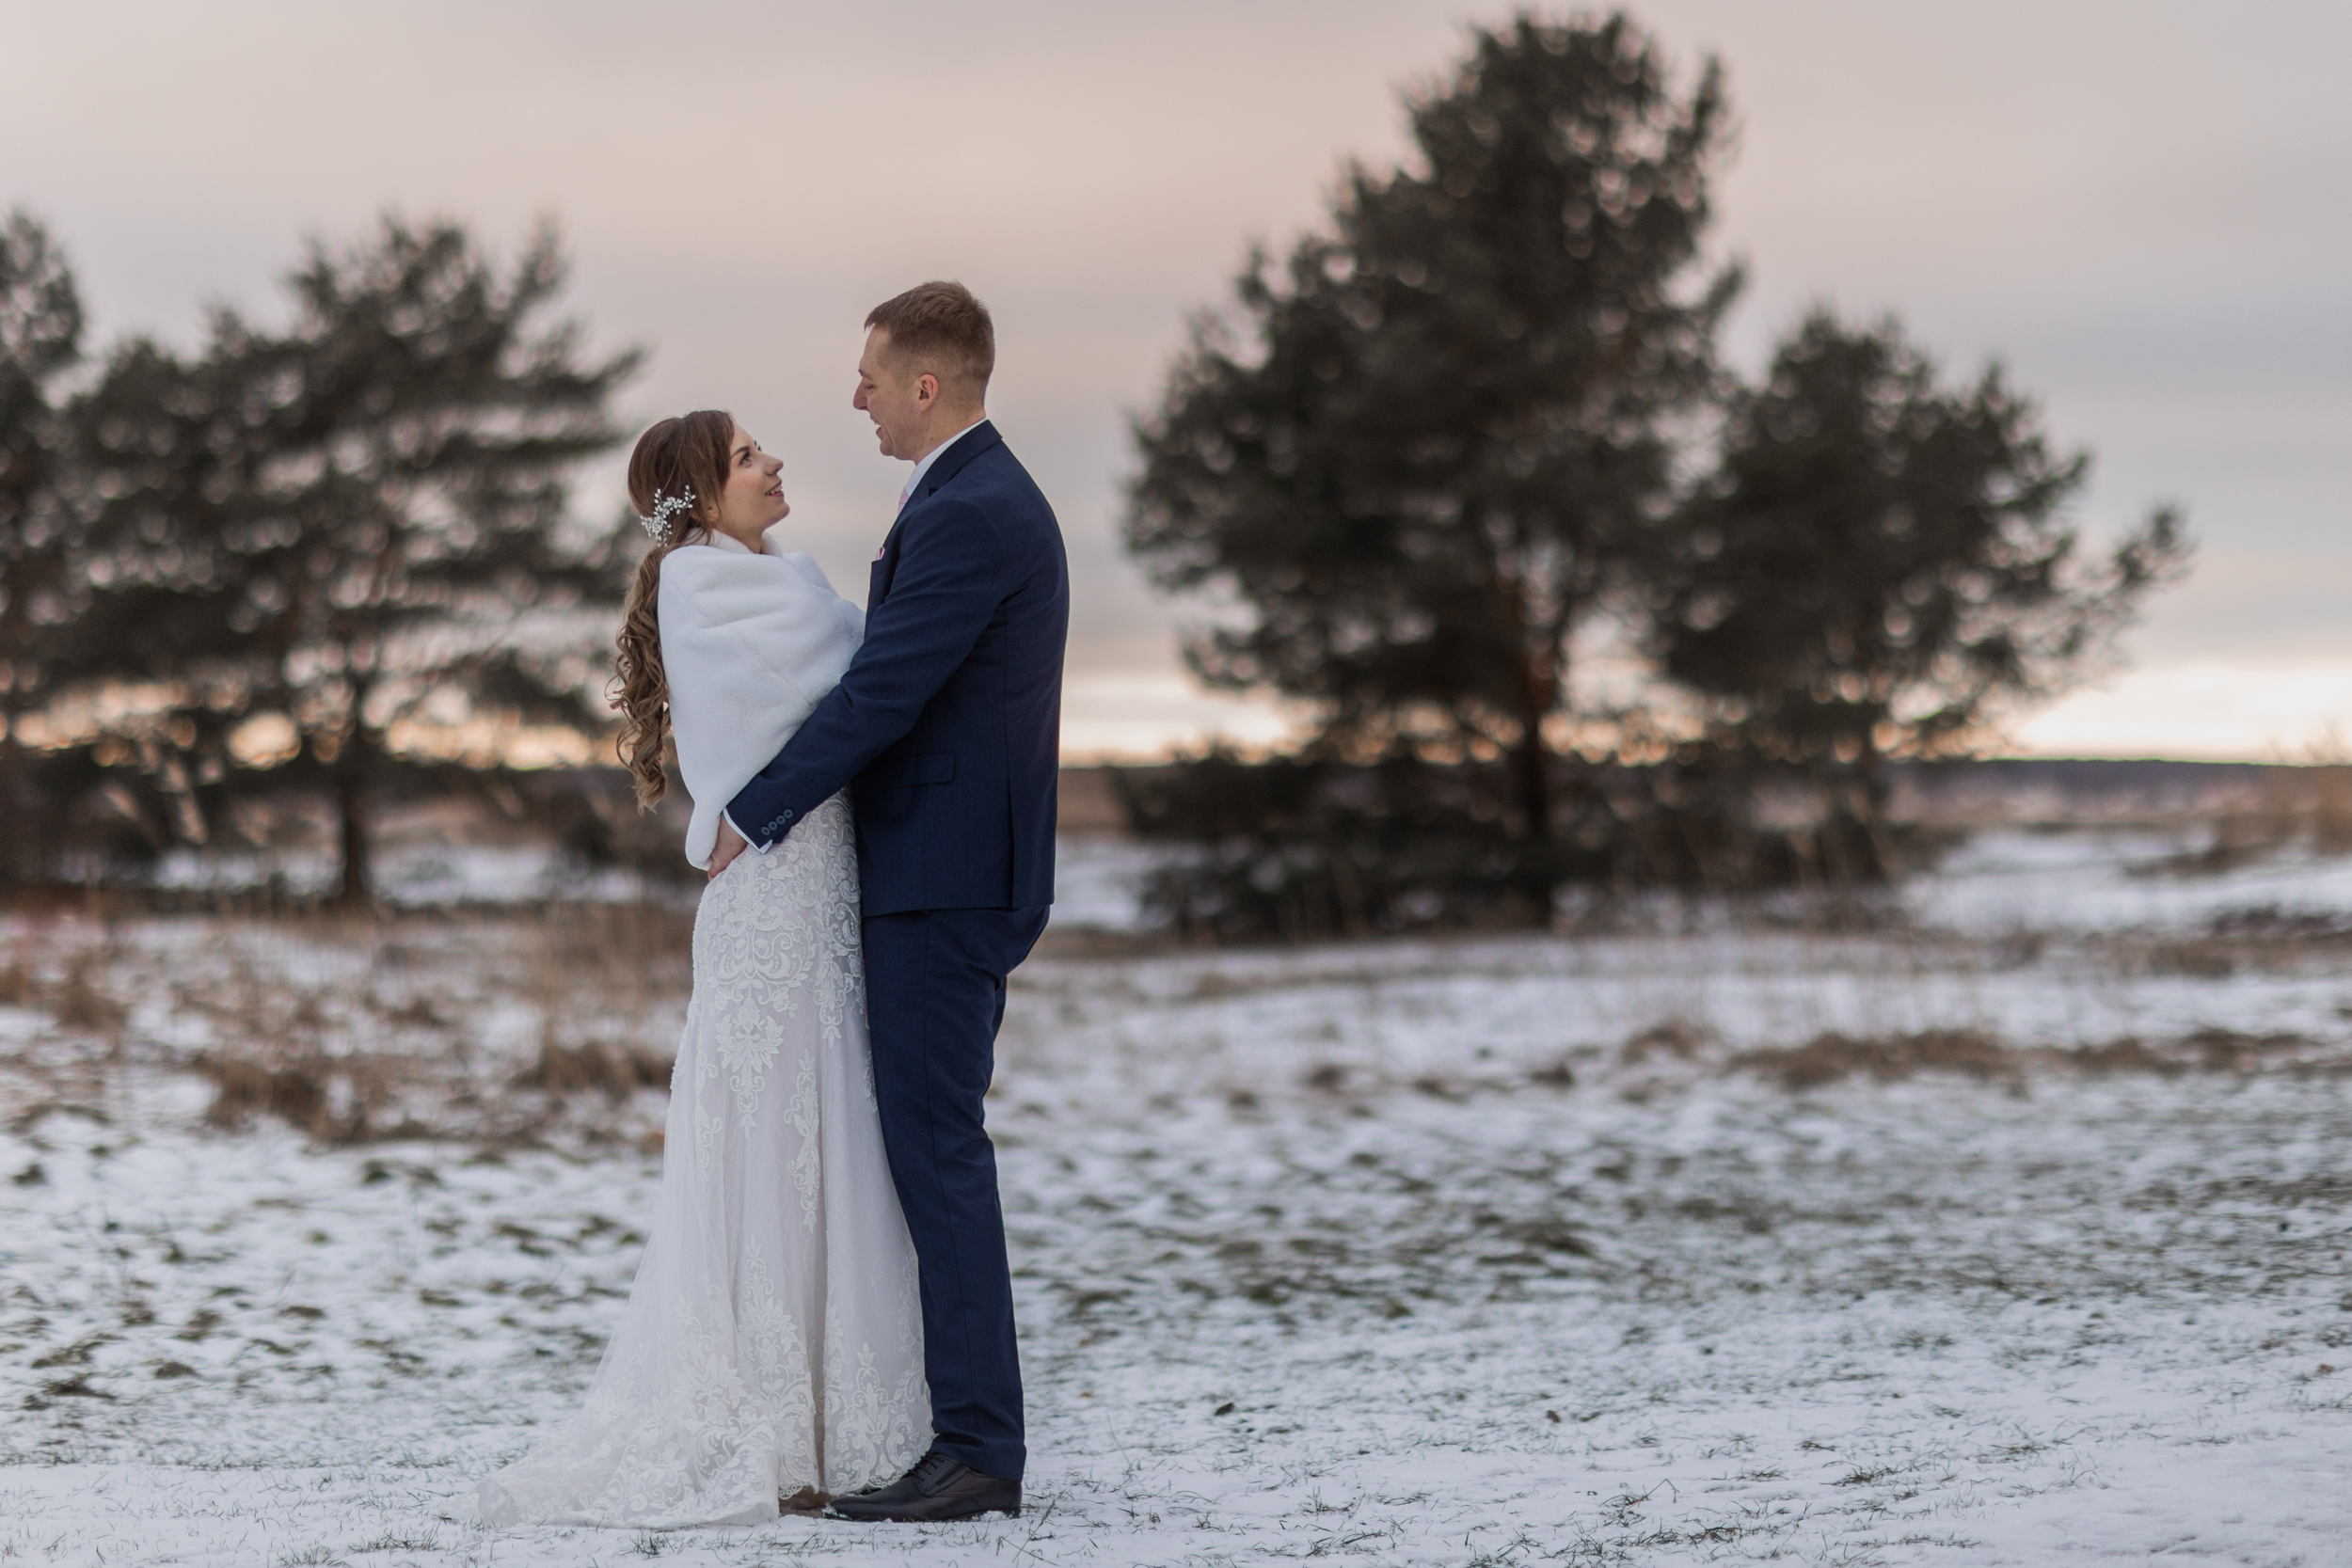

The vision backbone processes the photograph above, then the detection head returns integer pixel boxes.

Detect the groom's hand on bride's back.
[708,818,748,879]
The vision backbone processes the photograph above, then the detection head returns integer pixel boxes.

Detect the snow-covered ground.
[143,842,660,908]
[1908,829,2352,940]
[4,831,2348,1565]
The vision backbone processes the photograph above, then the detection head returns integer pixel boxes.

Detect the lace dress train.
[477,792,929,1528]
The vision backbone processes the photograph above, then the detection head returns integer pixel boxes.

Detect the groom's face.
[854,328,936,462]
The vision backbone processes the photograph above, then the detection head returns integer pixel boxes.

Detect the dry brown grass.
[194,1054,329,1132]
[521,899,695,1018]
[2103,907,2352,979]
[191,1052,422,1142]
[1621,1018,1712,1065]
[2053,1028,2332,1076]
[1725,1023,2338,1092]
[2057,1037,2185,1076]
[2177,1026,2321,1071]
[0,894,697,1154]
[0,942,131,1036]
[1732,1028,2022,1091]
[2318,765,2352,855]
[509,1038,672,1101]
[2143,764,2352,876]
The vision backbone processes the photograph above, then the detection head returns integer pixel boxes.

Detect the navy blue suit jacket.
[727,421,1067,916]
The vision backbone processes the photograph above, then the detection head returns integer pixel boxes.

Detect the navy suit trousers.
[862,904,1048,1482]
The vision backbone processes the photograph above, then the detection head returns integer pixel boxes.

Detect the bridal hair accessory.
[640,485,695,544]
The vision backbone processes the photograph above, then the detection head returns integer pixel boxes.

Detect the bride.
[477,410,930,1528]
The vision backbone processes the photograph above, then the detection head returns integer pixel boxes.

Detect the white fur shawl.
[657,528,865,869]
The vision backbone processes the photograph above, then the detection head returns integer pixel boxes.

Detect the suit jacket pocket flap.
[866,751,955,789]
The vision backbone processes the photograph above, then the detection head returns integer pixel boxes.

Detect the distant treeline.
[1114,10,2190,938]
[2,8,2191,925]
[0,210,641,901]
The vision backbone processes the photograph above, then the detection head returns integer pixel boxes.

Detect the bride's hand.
[708,819,748,879]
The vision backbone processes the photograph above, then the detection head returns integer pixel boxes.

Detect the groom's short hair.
[866,281,994,395]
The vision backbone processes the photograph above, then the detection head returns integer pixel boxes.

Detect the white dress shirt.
[898,418,986,513]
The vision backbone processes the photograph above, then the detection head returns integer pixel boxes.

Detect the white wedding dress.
[477,530,929,1528]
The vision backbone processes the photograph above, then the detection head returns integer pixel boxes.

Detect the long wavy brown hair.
[612,410,735,807]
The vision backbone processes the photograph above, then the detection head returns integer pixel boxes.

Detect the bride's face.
[707,424,788,543]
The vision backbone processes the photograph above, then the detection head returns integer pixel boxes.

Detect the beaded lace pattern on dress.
[476,792,928,1528]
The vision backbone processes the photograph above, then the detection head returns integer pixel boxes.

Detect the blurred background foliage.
[1122,11,2188,939]
[0,212,645,903]
[0,9,2190,927]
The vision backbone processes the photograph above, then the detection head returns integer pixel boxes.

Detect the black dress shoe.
[824,1448,1020,1522]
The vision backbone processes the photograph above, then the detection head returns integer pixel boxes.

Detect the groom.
[708,281,1066,1522]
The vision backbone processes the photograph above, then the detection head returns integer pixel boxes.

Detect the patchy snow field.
[3,832,2349,1566]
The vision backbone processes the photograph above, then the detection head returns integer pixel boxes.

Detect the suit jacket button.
[781,809,795,823]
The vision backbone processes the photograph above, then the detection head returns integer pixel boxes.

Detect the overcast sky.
[7,1,2347,759]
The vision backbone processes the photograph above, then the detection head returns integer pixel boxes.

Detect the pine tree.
[0,212,87,884]
[1651,309,2189,875]
[71,216,642,902]
[1126,11,1737,852]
